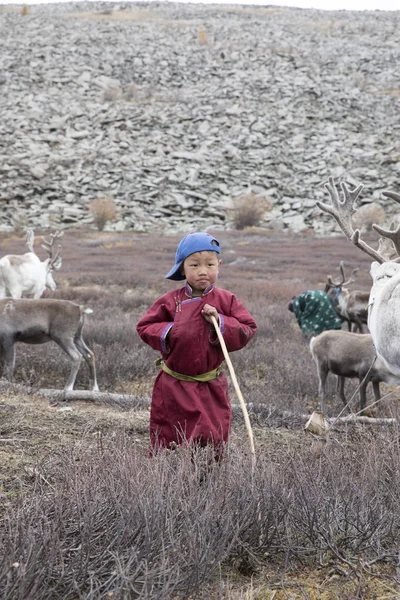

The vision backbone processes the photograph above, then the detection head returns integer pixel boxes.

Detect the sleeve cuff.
[161,323,173,354]
[209,313,223,345]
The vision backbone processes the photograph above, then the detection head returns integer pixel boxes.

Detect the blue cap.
[165,232,220,281]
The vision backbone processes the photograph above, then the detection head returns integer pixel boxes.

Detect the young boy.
[136,232,257,453]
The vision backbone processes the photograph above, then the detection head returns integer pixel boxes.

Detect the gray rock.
[0,1,398,235]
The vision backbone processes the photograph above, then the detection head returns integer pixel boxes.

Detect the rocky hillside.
[0,1,399,235]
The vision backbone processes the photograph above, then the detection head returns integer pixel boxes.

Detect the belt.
[155,358,222,382]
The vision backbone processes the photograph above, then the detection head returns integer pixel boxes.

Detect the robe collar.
[184,282,215,298]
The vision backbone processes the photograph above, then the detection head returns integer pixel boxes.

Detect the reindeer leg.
[74,336,99,392]
[317,365,329,414]
[1,343,15,382]
[372,380,381,417]
[338,376,348,407]
[353,314,363,334]
[53,337,82,391]
[359,378,369,414]
[9,288,22,300]
[0,345,7,378]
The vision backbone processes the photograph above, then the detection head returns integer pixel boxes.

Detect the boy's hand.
[201,303,220,326]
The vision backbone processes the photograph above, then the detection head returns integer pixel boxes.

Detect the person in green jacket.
[288,290,342,339]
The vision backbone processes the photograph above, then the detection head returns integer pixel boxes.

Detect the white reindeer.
[0,298,98,391]
[0,229,63,299]
[317,178,400,379]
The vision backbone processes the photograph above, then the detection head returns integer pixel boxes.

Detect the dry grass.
[0,5,21,13]
[198,27,210,45]
[230,192,272,230]
[214,6,280,17]
[1,229,399,598]
[88,197,117,231]
[68,9,202,26]
[353,202,386,232]
[377,89,400,98]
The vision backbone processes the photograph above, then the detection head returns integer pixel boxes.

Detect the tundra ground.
[1,228,400,599]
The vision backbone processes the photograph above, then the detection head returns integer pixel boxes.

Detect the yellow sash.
[155,358,222,382]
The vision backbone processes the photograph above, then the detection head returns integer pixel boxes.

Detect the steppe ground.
[2,227,400,599]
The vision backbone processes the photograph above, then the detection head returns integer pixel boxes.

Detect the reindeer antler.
[317,177,362,240]
[365,190,400,260]
[317,177,396,264]
[340,261,359,287]
[41,231,64,270]
[326,260,346,288]
[382,190,400,204]
[326,261,359,290]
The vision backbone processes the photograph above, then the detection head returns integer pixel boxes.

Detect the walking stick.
[210,315,256,468]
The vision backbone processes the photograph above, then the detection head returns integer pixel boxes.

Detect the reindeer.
[324,261,369,333]
[0,298,98,391]
[317,177,400,380]
[310,330,399,415]
[0,229,63,299]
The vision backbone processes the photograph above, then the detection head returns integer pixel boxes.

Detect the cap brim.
[165,262,186,281]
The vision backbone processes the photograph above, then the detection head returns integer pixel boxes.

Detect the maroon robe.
[136,283,257,450]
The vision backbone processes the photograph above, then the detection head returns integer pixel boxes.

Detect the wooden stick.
[37,389,145,404]
[327,414,396,426]
[35,392,395,428]
[210,315,256,467]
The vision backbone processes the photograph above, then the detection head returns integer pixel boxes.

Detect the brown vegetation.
[352,202,386,233]
[198,26,210,45]
[0,229,399,599]
[230,192,272,230]
[88,197,118,231]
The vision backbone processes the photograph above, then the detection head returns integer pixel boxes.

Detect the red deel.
[136,284,257,450]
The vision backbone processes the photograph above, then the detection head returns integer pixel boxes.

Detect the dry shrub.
[352,202,385,232]
[198,27,209,45]
[2,431,400,599]
[103,86,122,101]
[123,83,154,102]
[123,82,139,101]
[10,204,28,234]
[0,442,260,599]
[230,192,272,230]
[88,197,117,231]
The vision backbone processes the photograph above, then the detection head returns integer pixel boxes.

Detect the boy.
[136,232,257,453]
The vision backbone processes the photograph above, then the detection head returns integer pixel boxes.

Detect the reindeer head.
[44,267,58,291]
[41,232,63,291]
[324,261,359,304]
[370,260,400,286]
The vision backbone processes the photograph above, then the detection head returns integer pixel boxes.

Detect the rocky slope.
[0,1,399,235]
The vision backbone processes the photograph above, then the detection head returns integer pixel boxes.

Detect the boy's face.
[181,251,221,294]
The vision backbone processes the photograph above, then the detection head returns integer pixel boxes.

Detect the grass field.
[1,227,400,599]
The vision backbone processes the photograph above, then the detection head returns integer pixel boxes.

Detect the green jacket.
[292,290,342,335]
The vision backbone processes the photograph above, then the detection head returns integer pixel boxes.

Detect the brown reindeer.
[324,261,369,333]
[309,330,399,414]
[0,298,98,391]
